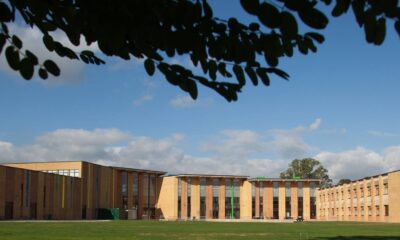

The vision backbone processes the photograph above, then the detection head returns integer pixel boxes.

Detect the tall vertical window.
[285,182,291,218]
[149,175,156,218]
[310,182,317,219]
[187,178,191,218]
[142,174,149,218]
[212,179,219,219]
[200,178,206,218]
[259,182,264,218]
[252,183,256,218]
[233,179,240,218]
[297,182,303,217]
[121,171,128,209]
[132,174,139,208]
[273,182,279,219]
[225,179,232,219]
[25,171,30,207]
[178,177,181,219]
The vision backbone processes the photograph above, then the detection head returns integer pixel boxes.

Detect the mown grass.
[1,221,400,240]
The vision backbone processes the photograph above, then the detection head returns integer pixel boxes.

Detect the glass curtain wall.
[252,183,256,218]
[259,182,264,218]
[200,178,206,218]
[121,172,128,209]
[285,182,291,218]
[233,179,240,218]
[187,178,191,218]
[178,177,181,219]
[212,179,219,219]
[298,182,303,218]
[132,174,139,208]
[273,182,279,219]
[225,179,233,219]
[310,182,317,219]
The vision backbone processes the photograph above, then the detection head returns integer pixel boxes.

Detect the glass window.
[121,172,128,209]
[132,174,139,208]
[212,179,219,219]
[200,178,206,218]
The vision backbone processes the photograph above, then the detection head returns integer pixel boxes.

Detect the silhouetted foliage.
[280,158,333,188]
[0,0,399,101]
[337,178,352,185]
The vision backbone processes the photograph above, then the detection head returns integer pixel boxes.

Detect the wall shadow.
[315,236,400,240]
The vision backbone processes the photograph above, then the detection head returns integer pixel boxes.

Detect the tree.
[0,0,399,101]
[337,178,351,185]
[280,158,333,188]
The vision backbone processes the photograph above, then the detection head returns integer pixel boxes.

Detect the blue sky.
[1,1,400,181]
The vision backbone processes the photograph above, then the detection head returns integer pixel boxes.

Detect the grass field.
[1,221,400,240]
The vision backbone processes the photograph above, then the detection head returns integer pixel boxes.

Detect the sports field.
[0,221,400,240]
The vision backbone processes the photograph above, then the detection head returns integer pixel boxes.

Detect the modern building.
[318,170,400,223]
[0,161,399,223]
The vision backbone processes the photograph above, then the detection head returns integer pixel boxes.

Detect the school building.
[0,161,399,222]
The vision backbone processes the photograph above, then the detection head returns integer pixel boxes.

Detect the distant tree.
[337,178,351,185]
[0,0,399,101]
[280,158,332,188]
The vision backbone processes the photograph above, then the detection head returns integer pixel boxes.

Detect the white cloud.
[133,94,153,106]
[0,23,99,84]
[169,95,214,108]
[367,130,397,137]
[309,118,322,130]
[170,96,196,108]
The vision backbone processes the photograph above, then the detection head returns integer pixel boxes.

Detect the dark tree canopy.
[0,0,399,101]
[280,158,333,188]
[337,178,351,185]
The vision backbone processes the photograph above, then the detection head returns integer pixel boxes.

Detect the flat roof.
[165,174,249,179]
[247,178,321,182]
[111,166,166,175]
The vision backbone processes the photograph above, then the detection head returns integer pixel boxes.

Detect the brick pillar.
[264,182,273,218]
[137,173,144,219]
[379,176,385,222]
[219,178,225,219]
[181,177,188,219]
[303,182,310,220]
[205,178,213,219]
[191,177,200,219]
[291,182,298,219]
[255,182,260,218]
[278,181,285,220]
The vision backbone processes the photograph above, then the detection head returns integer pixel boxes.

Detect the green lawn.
[1,221,400,240]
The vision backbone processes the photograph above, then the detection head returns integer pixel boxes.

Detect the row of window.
[41,169,80,177]
[320,205,389,217]
[320,184,388,201]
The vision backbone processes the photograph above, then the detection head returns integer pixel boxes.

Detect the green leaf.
[249,23,260,31]
[144,58,155,76]
[43,34,55,52]
[187,79,198,100]
[245,66,258,86]
[240,0,259,15]
[12,35,23,49]
[0,34,6,55]
[233,65,245,86]
[280,11,298,39]
[258,2,281,29]
[256,68,270,86]
[5,46,20,70]
[19,58,34,80]
[352,1,366,27]
[25,50,39,65]
[299,8,329,29]
[38,68,48,80]
[266,67,290,80]
[202,0,213,18]
[374,18,386,45]
[0,2,12,22]
[395,21,400,38]
[43,60,60,76]
[363,10,377,43]
[332,0,351,17]
[305,32,325,44]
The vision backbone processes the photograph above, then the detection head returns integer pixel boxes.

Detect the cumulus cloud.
[309,118,322,130]
[315,146,400,182]
[169,95,213,108]
[0,23,98,84]
[367,130,397,137]
[133,94,153,106]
